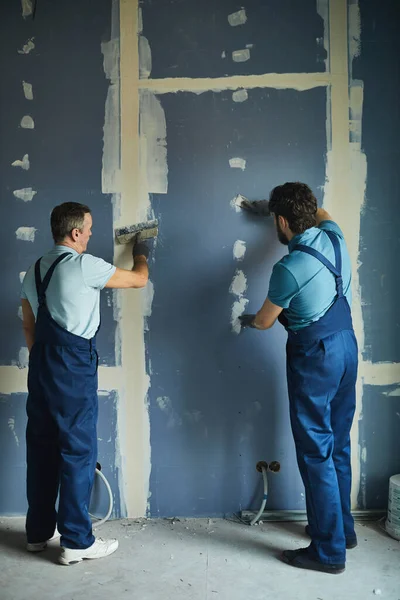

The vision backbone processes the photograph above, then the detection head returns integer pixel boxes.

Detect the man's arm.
[253,297,283,330]
[105,256,149,289]
[21,299,35,352]
[240,298,283,331]
[315,207,333,225]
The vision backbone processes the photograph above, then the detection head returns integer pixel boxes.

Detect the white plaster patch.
[18,306,23,320]
[349,81,364,144]
[348,0,361,60]
[13,187,37,202]
[19,272,26,283]
[21,0,33,18]
[230,193,247,213]
[101,36,121,194]
[228,9,247,27]
[221,51,226,59]
[230,269,247,297]
[233,240,246,261]
[18,346,29,369]
[230,267,249,334]
[23,81,33,100]
[138,7,143,33]
[232,49,250,63]
[142,279,154,331]
[16,226,36,242]
[229,157,246,170]
[361,446,367,463]
[140,91,168,194]
[139,36,152,79]
[232,89,248,103]
[18,37,35,54]
[8,418,20,447]
[11,154,30,170]
[20,115,34,129]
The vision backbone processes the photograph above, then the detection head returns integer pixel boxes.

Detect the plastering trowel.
[114,220,159,245]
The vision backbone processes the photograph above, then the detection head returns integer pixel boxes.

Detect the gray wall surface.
[355,1,400,507]
[0,0,121,516]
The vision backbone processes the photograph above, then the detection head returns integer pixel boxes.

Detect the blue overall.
[26,253,98,549]
[279,230,358,565]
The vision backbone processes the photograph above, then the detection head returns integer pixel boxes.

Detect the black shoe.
[305,525,358,549]
[282,547,345,574]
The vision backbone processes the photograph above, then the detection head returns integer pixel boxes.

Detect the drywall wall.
[1,0,398,519]
[355,0,400,507]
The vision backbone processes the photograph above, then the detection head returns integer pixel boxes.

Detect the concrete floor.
[1,517,399,600]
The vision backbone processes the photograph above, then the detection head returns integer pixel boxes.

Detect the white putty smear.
[13,187,36,201]
[18,38,35,54]
[233,240,246,261]
[230,269,248,334]
[232,89,248,103]
[231,297,249,334]
[18,346,29,369]
[156,396,171,411]
[228,9,247,27]
[20,115,34,129]
[229,157,246,170]
[23,81,33,100]
[21,0,33,18]
[230,269,247,296]
[230,193,247,213]
[139,36,152,79]
[12,154,30,170]
[232,49,250,63]
[16,227,36,242]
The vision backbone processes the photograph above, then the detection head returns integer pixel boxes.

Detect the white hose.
[51,467,113,540]
[89,467,114,528]
[250,465,268,526]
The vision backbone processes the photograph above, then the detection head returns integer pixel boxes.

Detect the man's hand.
[132,238,152,260]
[240,198,270,216]
[239,314,257,329]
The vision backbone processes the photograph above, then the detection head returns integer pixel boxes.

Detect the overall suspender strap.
[292,231,344,297]
[35,253,72,305]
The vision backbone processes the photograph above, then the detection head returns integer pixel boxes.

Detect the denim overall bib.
[280,230,358,564]
[26,252,99,549]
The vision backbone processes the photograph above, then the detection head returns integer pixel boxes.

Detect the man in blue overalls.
[21,202,150,565]
[239,183,358,574]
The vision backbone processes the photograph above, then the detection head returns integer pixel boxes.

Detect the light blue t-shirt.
[21,245,116,339]
[267,221,352,331]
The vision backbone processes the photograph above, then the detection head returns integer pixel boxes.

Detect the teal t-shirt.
[267,221,352,331]
[21,245,116,339]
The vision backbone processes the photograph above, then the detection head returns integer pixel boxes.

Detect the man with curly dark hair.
[240,182,358,575]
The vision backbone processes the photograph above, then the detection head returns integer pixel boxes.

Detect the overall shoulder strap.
[35,253,71,304]
[324,230,342,275]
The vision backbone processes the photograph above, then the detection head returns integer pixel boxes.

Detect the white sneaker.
[26,528,60,552]
[58,538,119,566]
[27,541,48,552]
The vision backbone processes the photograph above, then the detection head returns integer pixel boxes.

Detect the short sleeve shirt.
[267,221,352,330]
[21,245,116,339]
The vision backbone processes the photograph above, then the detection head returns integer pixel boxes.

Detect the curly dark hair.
[268,182,317,234]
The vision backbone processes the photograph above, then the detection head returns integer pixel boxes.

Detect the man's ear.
[278,215,288,230]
